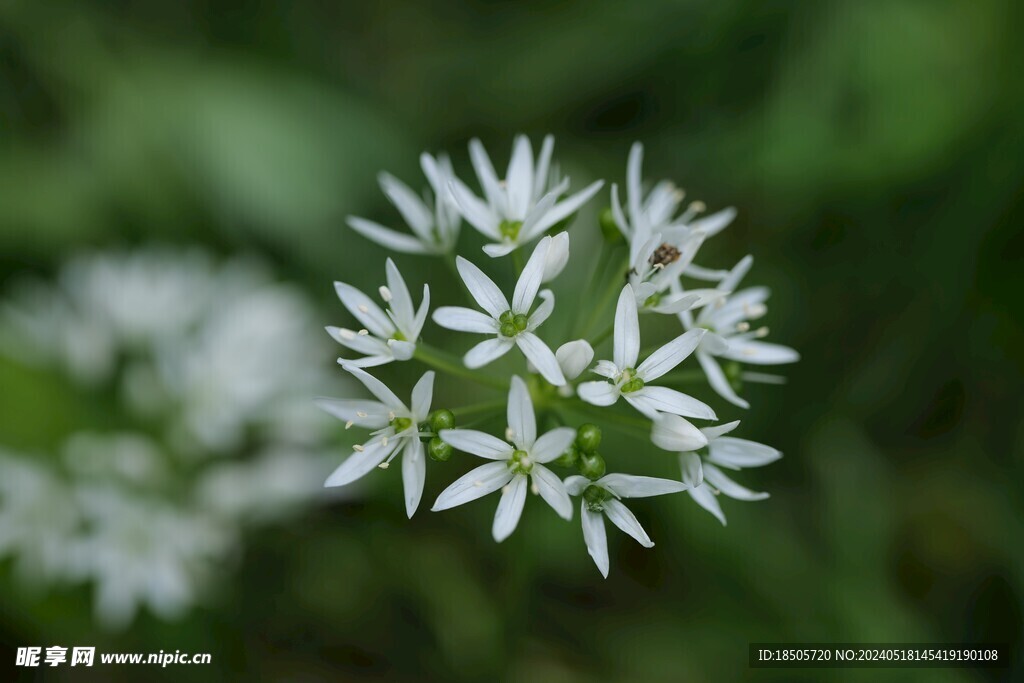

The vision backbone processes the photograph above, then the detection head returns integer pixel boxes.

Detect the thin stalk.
[511,247,525,276]
[571,239,613,336]
[450,399,507,420]
[655,369,705,386]
[582,256,628,338]
[414,344,507,390]
[588,323,614,349]
[563,398,652,439]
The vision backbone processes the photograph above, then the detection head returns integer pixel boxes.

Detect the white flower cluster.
[0,248,341,626]
[324,136,799,577]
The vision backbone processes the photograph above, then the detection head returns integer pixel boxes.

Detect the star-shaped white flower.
[659,419,780,526]
[327,258,430,367]
[449,135,603,257]
[627,231,725,314]
[431,376,576,542]
[676,255,800,408]
[347,153,461,255]
[610,142,737,265]
[564,472,689,578]
[316,366,434,517]
[432,236,567,385]
[578,284,717,420]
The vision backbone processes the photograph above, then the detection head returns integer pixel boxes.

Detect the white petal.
[626,142,644,226]
[531,180,604,234]
[582,506,609,578]
[603,499,653,547]
[324,440,393,487]
[506,134,534,219]
[341,365,407,412]
[555,339,594,380]
[720,340,801,366]
[507,375,537,449]
[532,134,555,202]
[389,339,416,361]
[563,475,591,497]
[701,420,742,440]
[379,172,434,239]
[411,284,431,339]
[651,414,708,452]
[610,183,630,239]
[519,180,566,240]
[679,452,704,487]
[515,333,566,386]
[327,326,391,355]
[347,217,430,254]
[455,257,509,318]
[337,354,392,368]
[707,436,781,469]
[334,282,395,338]
[469,138,506,213]
[432,306,498,334]
[636,328,705,381]
[577,381,620,406]
[449,178,497,237]
[702,463,770,501]
[697,351,749,409]
[492,474,528,542]
[410,371,434,419]
[717,254,753,294]
[384,258,416,332]
[531,465,572,519]
[512,236,551,313]
[464,337,514,368]
[629,386,716,420]
[531,427,577,464]
[438,429,513,460]
[432,461,514,511]
[481,242,518,258]
[592,360,619,379]
[598,474,689,498]
[683,264,730,281]
[652,289,727,314]
[613,285,640,369]
[689,206,736,237]
[542,231,570,283]
[401,438,426,518]
[313,397,390,429]
[688,484,727,525]
[700,331,731,356]
[527,289,555,330]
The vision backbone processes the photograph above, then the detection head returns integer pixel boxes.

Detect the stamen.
[755,326,769,338]
[736,322,750,333]
[378,462,389,469]
[388,411,396,420]
[356,411,368,418]
[473,480,484,488]
[358,305,369,313]
[501,485,510,494]
[358,329,369,336]
[339,328,356,340]
[381,436,389,446]
[353,444,365,452]
[505,427,515,441]
[530,481,540,495]
[379,286,393,302]
[345,420,354,429]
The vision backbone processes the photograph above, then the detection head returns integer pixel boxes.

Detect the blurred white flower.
[449,135,603,257]
[347,153,461,254]
[578,285,716,420]
[433,377,575,541]
[564,473,689,577]
[328,258,430,368]
[433,236,566,385]
[677,256,800,408]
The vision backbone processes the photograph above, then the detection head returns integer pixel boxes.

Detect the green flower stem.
[444,253,477,306]
[563,398,652,440]
[655,369,705,386]
[414,344,507,390]
[582,255,628,338]
[511,247,525,276]
[588,323,615,349]
[571,239,615,336]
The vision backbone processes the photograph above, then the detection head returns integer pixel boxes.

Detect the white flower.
[328,258,430,368]
[431,376,575,542]
[432,236,567,386]
[677,255,800,408]
[542,231,571,282]
[555,340,594,381]
[610,142,736,265]
[650,413,710,453]
[627,231,725,314]
[564,472,689,577]
[449,135,603,257]
[578,284,716,420]
[347,153,461,254]
[318,366,435,517]
[671,420,781,526]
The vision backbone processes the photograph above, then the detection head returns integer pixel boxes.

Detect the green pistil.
[643,292,661,308]
[513,313,528,332]
[391,330,407,342]
[391,417,413,433]
[499,309,527,338]
[509,449,533,475]
[499,220,523,240]
[619,368,644,393]
[583,484,611,512]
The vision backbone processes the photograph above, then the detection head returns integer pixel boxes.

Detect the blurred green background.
[1,0,1022,681]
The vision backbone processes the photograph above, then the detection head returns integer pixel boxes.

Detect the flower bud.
[578,451,606,480]
[429,409,455,432]
[555,340,594,381]
[428,437,453,462]
[575,423,602,453]
[541,231,570,282]
[553,444,579,468]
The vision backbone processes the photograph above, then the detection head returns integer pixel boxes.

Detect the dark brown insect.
[648,243,681,268]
